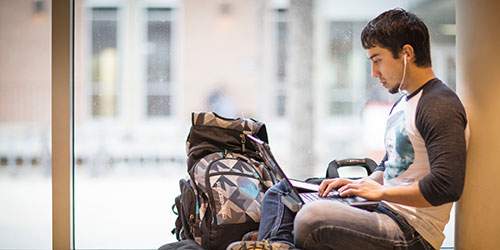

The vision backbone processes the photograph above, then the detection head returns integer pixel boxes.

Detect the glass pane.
[329,22,353,89]
[74,0,456,248]
[75,1,183,249]
[146,8,172,117]
[147,95,171,116]
[0,0,52,249]
[147,8,171,84]
[91,7,118,118]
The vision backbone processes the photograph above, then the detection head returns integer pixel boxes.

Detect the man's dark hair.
[361,8,431,67]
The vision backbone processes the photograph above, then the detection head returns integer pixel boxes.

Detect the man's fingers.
[339,188,356,197]
[338,183,360,196]
[321,182,337,197]
[319,178,337,194]
[321,179,349,197]
[318,179,328,193]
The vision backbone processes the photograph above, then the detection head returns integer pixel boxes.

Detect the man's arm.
[367,170,383,184]
[415,84,468,206]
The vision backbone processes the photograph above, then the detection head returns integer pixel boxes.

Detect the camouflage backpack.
[172,112,278,250]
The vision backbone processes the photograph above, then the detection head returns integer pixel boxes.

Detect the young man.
[228,8,468,250]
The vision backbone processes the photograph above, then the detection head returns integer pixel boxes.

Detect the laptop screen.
[247,135,304,208]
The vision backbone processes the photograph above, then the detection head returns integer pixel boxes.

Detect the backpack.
[172,112,277,250]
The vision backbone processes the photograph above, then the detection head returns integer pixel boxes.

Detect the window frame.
[52,0,74,249]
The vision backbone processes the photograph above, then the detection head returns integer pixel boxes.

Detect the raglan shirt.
[376,78,469,249]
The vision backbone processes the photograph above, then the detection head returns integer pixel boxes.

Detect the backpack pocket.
[174,178,201,243]
[206,158,265,225]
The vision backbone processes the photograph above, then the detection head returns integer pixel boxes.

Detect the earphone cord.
[398,55,408,95]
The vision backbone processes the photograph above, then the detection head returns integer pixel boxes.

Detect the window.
[68,0,457,248]
[75,1,182,249]
[146,7,173,117]
[325,21,396,116]
[90,7,119,117]
[327,22,355,116]
[0,0,461,249]
[0,0,52,249]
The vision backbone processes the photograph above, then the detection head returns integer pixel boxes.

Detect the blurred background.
[0,0,457,249]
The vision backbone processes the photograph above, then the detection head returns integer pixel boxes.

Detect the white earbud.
[398,54,408,95]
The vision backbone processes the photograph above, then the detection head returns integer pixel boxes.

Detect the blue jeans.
[257,180,434,250]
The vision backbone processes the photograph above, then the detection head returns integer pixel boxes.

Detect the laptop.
[247,134,379,212]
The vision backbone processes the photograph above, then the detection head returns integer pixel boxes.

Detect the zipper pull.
[240,133,246,152]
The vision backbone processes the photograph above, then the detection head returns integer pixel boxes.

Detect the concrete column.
[456,0,500,249]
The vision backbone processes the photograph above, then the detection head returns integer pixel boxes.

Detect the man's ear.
[402,44,415,62]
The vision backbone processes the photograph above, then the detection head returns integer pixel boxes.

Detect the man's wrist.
[368,170,384,184]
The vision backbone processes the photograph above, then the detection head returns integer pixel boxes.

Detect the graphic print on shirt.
[384,110,415,180]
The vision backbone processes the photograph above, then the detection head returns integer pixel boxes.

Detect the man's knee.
[263,180,288,201]
[294,201,347,244]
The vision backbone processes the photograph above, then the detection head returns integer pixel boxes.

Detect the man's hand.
[337,178,385,200]
[318,178,357,197]
[320,175,433,207]
[318,177,384,200]
[319,171,385,198]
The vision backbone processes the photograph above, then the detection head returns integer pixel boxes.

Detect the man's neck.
[404,67,436,94]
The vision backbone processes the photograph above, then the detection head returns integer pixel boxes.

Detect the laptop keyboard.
[299,191,365,203]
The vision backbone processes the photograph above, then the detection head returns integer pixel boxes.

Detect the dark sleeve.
[416,86,468,206]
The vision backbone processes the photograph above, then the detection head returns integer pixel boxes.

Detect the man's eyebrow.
[369,53,379,60]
